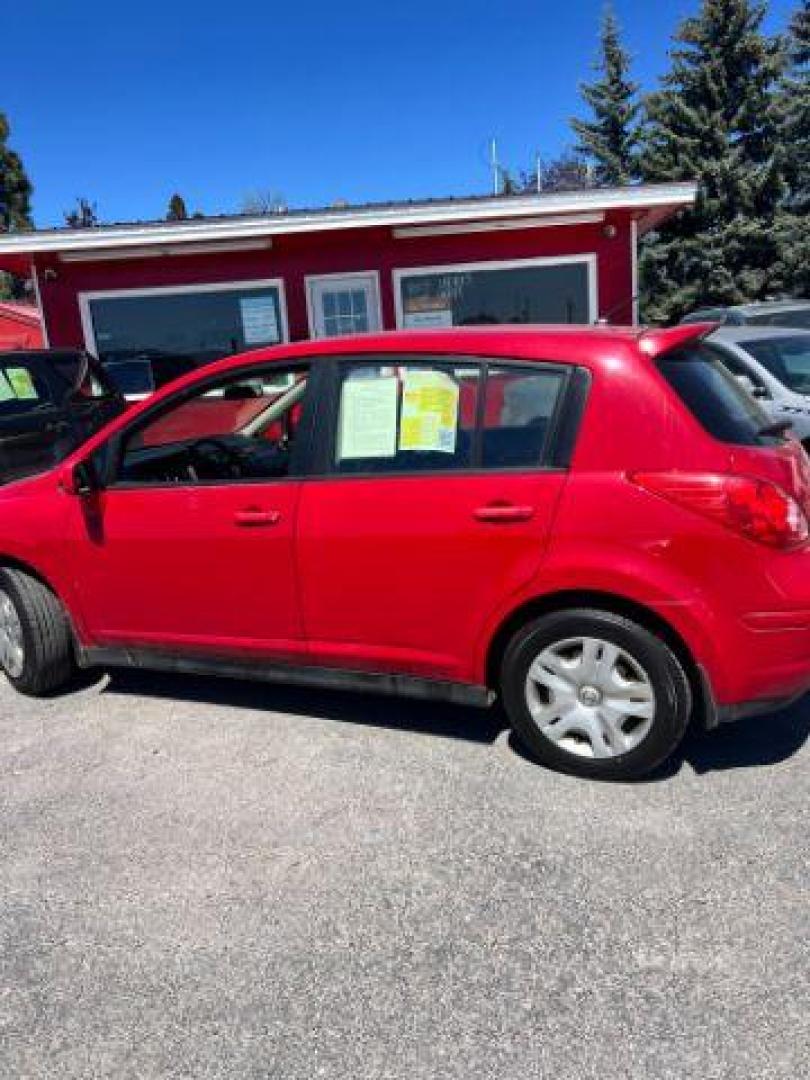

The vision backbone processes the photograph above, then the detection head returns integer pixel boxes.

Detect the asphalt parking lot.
[1,669,808,1080]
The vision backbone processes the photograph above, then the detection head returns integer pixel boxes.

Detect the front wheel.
[0,568,76,696]
[500,609,692,781]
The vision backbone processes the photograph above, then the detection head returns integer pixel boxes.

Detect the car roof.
[685,299,810,320]
[711,326,810,344]
[207,323,715,373]
[736,299,810,313]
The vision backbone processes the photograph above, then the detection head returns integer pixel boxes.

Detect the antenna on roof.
[489,138,500,195]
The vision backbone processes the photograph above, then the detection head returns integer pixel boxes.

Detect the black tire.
[500,608,692,781]
[0,567,76,696]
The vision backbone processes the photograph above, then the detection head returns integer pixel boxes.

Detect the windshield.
[739,336,810,394]
[747,308,810,330]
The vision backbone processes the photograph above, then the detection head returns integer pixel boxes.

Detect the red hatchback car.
[1,325,810,780]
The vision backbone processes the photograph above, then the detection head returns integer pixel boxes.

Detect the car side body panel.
[3,325,810,720]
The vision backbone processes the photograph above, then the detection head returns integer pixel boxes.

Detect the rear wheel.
[500,608,692,780]
[0,568,75,696]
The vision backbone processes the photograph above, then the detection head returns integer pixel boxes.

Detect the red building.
[0,301,43,350]
[0,184,695,394]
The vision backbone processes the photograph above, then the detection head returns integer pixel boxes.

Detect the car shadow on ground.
[96,668,510,745]
[509,700,810,781]
[91,669,810,780]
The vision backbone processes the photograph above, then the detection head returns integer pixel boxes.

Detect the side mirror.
[752,385,771,400]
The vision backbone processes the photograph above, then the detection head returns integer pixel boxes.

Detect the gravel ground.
[1,669,808,1080]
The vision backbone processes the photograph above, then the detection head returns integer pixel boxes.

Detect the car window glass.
[0,361,50,416]
[118,367,309,485]
[658,346,776,446]
[715,348,769,395]
[335,361,479,473]
[748,309,810,330]
[482,367,564,467]
[742,337,810,394]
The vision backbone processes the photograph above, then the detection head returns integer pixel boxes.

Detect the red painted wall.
[34,212,636,351]
[0,303,44,350]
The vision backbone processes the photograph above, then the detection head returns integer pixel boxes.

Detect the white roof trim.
[0,183,697,257]
[392,212,604,239]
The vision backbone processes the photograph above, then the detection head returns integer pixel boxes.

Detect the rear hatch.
[646,340,810,548]
[657,341,810,503]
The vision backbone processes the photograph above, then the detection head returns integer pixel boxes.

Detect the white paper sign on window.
[399,369,459,453]
[338,376,399,460]
[402,308,453,330]
[240,295,280,344]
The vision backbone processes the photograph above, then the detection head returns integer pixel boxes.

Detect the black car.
[0,350,126,485]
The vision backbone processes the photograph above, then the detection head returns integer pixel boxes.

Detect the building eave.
[0,183,697,263]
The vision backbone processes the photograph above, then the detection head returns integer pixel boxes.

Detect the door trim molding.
[77,645,493,708]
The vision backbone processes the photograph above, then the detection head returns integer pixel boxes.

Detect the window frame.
[78,278,290,390]
[392,254,599,329]
[314,353,581,481]
[98,357,323,492]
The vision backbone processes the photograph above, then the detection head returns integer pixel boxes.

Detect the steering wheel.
[188,437,243,481]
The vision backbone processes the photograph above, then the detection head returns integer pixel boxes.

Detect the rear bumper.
[702,672,808,727]
[701,610,810,726]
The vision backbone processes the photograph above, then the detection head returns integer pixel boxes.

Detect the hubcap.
[0,590,25,679]
[525,636,656,760]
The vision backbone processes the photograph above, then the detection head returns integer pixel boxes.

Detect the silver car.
[708,327,810,445]
[681,299,810,329]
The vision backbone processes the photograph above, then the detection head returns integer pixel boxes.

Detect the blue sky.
[7,0,798,227]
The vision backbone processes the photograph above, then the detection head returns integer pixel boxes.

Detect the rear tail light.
[631,471,809,549]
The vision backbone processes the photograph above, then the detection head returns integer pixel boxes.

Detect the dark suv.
[0,350,125,485]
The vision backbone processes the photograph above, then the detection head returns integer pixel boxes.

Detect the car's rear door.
[295,353,578,684]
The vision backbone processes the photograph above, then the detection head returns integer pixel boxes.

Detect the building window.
[395,257,595,329]
[80,280,287,396]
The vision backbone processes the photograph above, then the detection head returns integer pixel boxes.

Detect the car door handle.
[474,504,536,523]
[234,508,281,527]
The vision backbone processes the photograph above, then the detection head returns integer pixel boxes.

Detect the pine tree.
[781,0,810,213]
[773,2,810,298]
[0,112,33,300]
[0,112,32,233]
[64,197,99,228]
[639,0,785,323]
[166,193,188,221]
[571,5,641,185]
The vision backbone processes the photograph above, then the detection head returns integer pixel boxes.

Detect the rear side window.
[0,359,51,415]
[481,367,564,468]
[333,358,567,474]
[747,308,810,330]
[741,336,810,394]
[658,346,775,446]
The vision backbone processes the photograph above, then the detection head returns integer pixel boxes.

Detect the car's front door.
[296,355,573,683]
[66,362,316,661]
